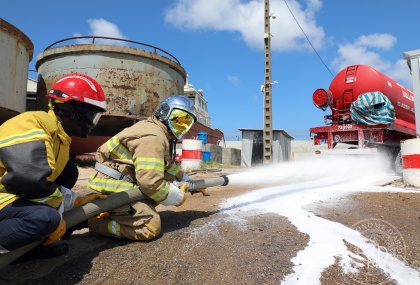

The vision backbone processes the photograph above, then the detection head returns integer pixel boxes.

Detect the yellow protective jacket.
[88,116,185,203]
[0,110,71,210]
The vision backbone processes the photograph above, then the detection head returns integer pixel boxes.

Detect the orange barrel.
[181,139,202,170]
[401,138,420,187]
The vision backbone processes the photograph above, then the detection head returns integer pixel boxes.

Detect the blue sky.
[2,0,419,140]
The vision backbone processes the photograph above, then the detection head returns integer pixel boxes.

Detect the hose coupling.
[220,175,229,186]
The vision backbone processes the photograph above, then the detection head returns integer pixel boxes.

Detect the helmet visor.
[86,110,103,127]
[168,108,195,139]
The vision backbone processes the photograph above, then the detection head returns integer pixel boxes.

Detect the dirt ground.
[0,166,419,285]
[308,182,420,285]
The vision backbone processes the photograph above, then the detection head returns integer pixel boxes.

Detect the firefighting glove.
[90,212,110,220]
[161,182,187,207]
[44,218,66,246]
[173,181,209,196]
[58,186,107,213]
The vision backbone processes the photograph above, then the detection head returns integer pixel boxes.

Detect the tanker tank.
[313,64,414,128]
[35,36,187,154]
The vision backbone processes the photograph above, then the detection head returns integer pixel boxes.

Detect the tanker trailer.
[310,64,415,170]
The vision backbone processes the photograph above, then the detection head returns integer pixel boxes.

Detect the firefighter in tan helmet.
[0,74,107,263]
[81,95,196,241]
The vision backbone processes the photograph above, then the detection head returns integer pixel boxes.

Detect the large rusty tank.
[35,36,186,154]
[0,18,33,124]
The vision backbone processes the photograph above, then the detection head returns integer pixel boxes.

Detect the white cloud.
[331,33,411,86]
[227,75,240,85]
[331,43,391,71]
[164,0,326,52]
[164,1,412,87]
[386,59,412,87]
[73,19,127,45]
[355,33,396,50]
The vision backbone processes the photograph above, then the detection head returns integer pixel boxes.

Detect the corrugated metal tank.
[0,18,33,124]
[35,38,187,137]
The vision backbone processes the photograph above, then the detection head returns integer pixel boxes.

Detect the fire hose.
[0,175,229,269]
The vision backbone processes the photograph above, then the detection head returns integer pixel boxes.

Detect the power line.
[283,0,334,77]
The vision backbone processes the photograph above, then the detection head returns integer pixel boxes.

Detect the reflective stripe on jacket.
[0,110,71,210]
[88,116,184,203]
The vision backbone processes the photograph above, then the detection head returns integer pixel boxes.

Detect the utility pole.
[263,0,274,164]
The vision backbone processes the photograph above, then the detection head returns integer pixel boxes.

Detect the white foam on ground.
[221,155,420,284]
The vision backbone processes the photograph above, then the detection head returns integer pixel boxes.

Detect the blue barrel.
[197,132,208,144]
[202,151,211,161]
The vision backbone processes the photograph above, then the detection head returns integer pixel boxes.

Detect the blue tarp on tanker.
[350,91,395,125]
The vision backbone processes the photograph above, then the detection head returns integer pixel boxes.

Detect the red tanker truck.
[310,64,415,169]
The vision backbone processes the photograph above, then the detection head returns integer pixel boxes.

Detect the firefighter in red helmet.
[0,73,107,263]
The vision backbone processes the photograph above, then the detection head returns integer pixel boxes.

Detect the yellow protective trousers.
[88,198,161,241]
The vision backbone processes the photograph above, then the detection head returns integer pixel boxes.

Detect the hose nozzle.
[219,175,229,186]
[188,175,229,191]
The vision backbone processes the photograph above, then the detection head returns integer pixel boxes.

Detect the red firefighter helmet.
[46,73,107,112]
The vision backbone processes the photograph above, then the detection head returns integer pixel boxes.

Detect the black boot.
[10,241,69,265]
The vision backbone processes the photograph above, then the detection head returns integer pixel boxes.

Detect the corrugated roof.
[238,128,294,139]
